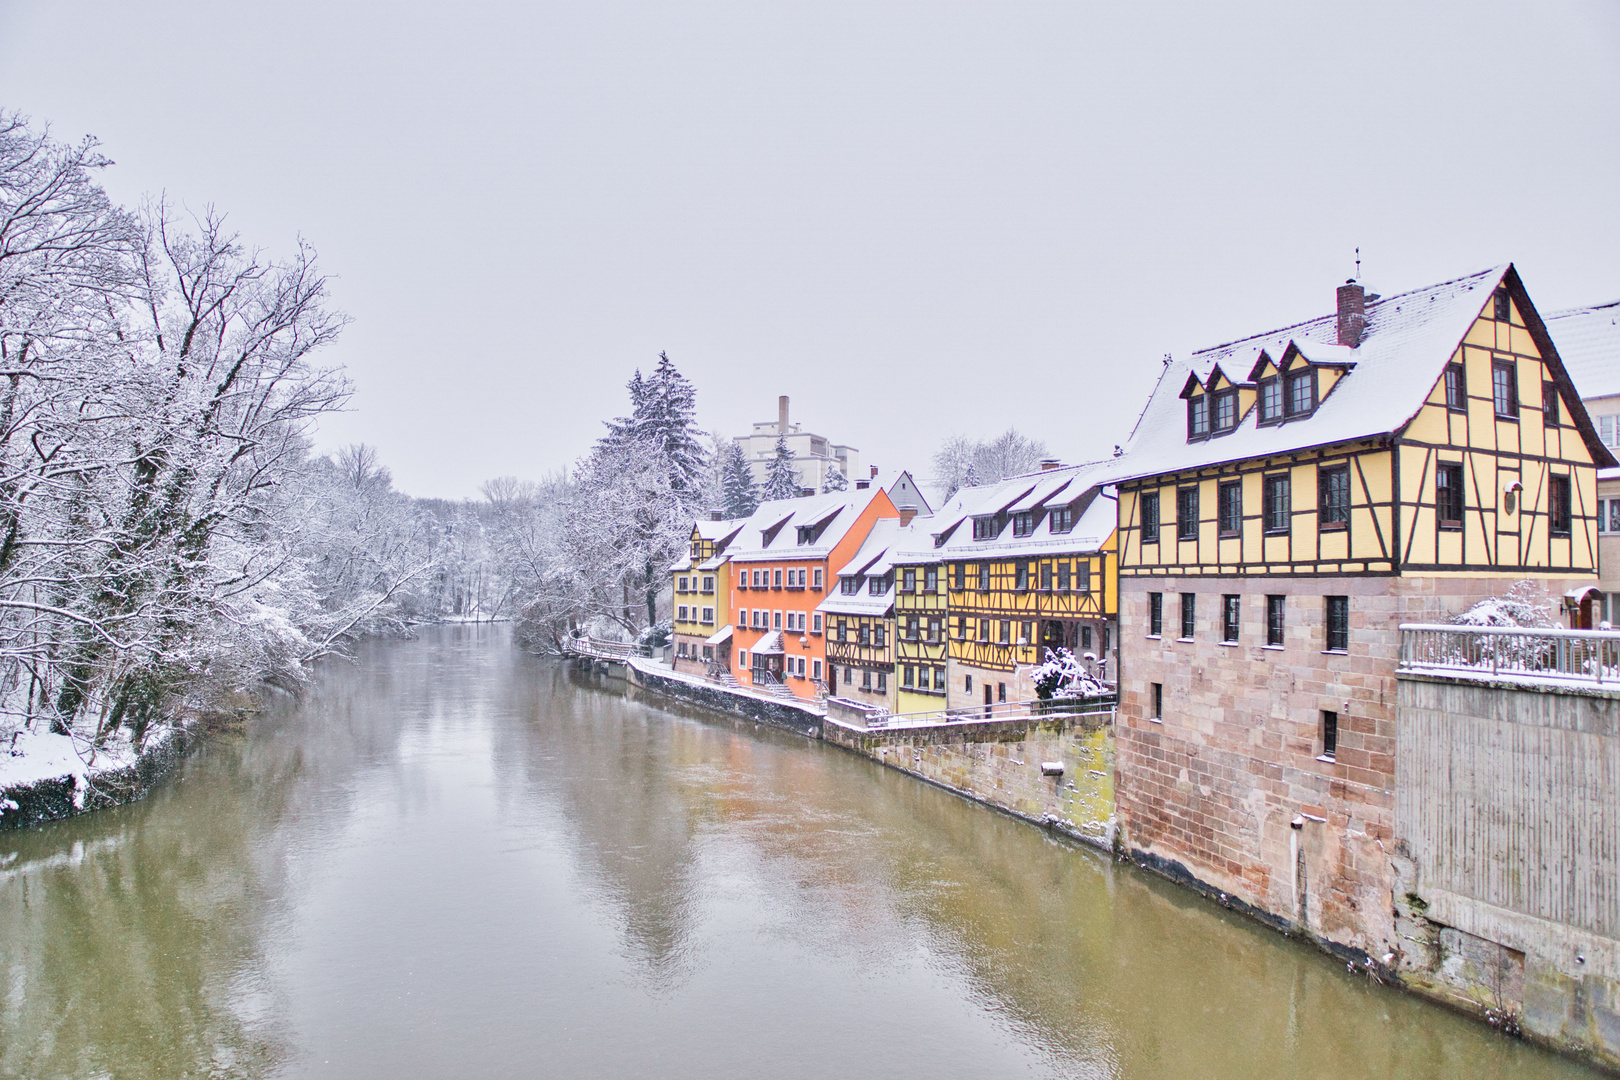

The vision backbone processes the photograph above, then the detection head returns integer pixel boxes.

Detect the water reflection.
[0,627,1600,1079]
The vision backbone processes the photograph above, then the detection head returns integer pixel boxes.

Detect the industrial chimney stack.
[778,396,790,434]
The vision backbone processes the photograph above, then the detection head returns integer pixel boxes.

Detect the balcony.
[1399,624,1620,688]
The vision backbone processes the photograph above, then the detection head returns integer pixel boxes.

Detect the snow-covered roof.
[926,461,1121,558]
[726,489,888,564]
[816,590,895,618]
[694,517,748,541]
[704,624,733,646]
[1117,265,1531,481]
[750,629,784,654]
[1546,299,1620,402]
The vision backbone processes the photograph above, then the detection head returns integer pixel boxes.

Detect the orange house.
[729,489,899,700]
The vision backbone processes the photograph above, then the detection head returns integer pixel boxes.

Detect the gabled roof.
[1117,264,1617,480]
[693,517,748,542]
[727,489,887,563]
[1546,299,1620,401]
[927,461,1120,557]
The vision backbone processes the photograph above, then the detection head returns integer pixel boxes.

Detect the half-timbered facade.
[890,538,949,715]
[670,516,745,676]
[818,518,902,712]
[1113,265,1614,974]
[928,463,1120,711]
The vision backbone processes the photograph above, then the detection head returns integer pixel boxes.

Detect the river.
[0,626,1598,1079]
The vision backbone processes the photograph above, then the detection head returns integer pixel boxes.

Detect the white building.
[734,396,860,495]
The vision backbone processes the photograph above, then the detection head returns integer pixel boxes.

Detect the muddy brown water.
[0,626,1599,1078]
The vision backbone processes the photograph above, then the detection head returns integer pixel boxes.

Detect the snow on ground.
[1,728,147,806]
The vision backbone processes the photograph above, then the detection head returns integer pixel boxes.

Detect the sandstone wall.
[824,711,1116,848]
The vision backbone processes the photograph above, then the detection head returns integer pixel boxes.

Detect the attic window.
[840,576,860,595]
[1543,383,1561,426]
[1494,287,1511,322]
[796,524,820,545]
[1258,377,1283,424]
[1188,397,1209,440]
[1444,363,1466,411]
[1285,370,1316,418]
[1012,511,1036,537]
[1211,390,1238,433]
[1049,505,1075,533]
[972,516,998,540]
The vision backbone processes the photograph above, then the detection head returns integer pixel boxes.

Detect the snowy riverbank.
[1,725,194,831]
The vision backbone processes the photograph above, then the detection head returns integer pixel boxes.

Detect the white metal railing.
[562,635,650,661]
[867,694,1118,729]
[1399,623,1620,686]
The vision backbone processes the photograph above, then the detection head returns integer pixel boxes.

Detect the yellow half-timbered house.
[891,535,949,714]
[927,463,1120,710]
[670,515,746,677]
[1111,265,1615,979]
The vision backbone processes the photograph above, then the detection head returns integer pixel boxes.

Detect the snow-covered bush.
[1451,580,1556,628]
[1032,648,1109,700]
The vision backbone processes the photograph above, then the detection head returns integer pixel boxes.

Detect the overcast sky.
[2,1,1617,499]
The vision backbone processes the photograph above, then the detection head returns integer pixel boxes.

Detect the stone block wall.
[1114,573,1596,967]
[824,711,1115,848]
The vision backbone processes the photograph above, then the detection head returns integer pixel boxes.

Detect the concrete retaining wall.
[1394,672,1620,1072]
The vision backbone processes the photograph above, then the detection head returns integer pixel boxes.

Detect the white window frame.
[811,612,823,633]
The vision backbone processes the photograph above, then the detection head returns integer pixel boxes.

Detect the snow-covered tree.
[933,428,1050,499]
[1031,648,1109,700]
[822,462,848,492]
[598,352,707,495]
[717,440,758,518]
[760,436,800,501]
[1452,580,1555,628]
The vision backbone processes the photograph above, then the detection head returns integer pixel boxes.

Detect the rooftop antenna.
[1355,247,1361,281]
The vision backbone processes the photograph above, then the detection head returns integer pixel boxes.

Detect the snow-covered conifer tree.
[760,436,801,501]
[822,462,848,492]
[718,441,759,518]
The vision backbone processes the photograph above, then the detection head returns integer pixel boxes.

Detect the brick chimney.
[898,504,918,526]
[1336,280,1367,347]
[778,395,790,434]
[870,465,879,479]
[1040,458,1060,471]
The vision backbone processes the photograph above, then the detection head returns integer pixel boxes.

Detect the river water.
[0,626,1598,1079]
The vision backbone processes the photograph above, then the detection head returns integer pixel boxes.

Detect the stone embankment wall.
[823,710,1116,849]
[1393,673,1620,1072]
[1,727,196,832]
[615,657,823,739]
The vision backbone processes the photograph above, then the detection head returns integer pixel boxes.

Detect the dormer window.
[972,516,998,540]
[1211,389,1237,433]
[1049,505,1075,533]
[1258,377,1283,424]
[1012,511,1035,537]
[869,572,889,596]
[840,576,860,595]
[1188,396,1209,440]
[1285,370,1315,418]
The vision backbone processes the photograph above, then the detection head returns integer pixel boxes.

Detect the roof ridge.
[1547,298,1620,318]
[1189,265,1506,360]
